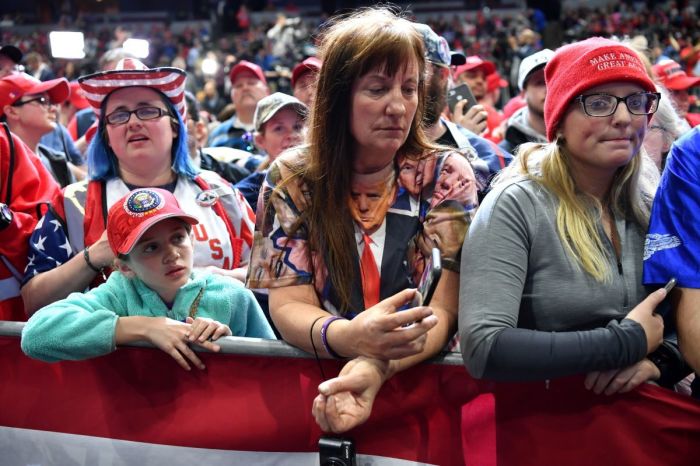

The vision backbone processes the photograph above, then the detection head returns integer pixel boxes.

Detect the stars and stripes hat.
[78,58,187,119]
[107,188,199,256]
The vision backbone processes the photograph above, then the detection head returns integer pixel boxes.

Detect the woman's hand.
[89,230,116,269]
[312,357,390,433]
[584,359,661,395]
[332,288,439,360]
[199,265,247,282]
[624,288,666,354]
[185,316,232,352]
[141,317,206,371]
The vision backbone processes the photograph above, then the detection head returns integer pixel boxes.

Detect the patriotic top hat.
[78,58,187,119]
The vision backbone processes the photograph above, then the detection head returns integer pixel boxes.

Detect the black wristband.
[83,246,102,273]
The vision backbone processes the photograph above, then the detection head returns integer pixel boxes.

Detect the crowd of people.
[2,2,700,440]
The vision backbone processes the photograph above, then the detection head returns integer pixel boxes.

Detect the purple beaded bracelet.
[320,316,346,359]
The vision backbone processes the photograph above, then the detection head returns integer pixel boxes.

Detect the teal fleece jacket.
[22,270,275,362]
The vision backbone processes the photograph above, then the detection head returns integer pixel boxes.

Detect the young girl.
[22,188,275,370]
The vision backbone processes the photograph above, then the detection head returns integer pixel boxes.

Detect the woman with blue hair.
[21,59,255,316]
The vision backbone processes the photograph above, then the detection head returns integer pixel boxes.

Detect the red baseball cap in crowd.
[68,81,90,110]
[291,56,321,88]
[487,72,508,92]
[453,56,496,79]
[78,58,187,119]
[107,188,199,256]
[229,60,267,86]
[0,73,69,117]
[652,59,700,91]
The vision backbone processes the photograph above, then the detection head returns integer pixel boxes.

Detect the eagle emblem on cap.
[124,189,165,217]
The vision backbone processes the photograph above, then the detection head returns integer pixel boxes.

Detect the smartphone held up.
[447,83,478,115]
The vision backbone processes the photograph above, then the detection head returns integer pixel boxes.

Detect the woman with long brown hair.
[247,7,478,431]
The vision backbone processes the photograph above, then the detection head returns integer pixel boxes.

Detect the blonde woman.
[459,38,687,395]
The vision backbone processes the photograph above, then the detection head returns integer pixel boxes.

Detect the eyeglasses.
[105,106,171,126]
[12,96,52,107]
[576,92,661,117]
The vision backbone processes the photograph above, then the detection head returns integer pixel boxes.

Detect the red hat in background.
[107,188,199,256]
[652,59,700,91]
[487,72,508,92]
[502,94,527,120]
[78,58,187,119]
[453,56,496,79]
[544,37,656,142]
[68,81,90,110]
[291,56,321,88]
[229,60,267,86]
[0,73,69,117]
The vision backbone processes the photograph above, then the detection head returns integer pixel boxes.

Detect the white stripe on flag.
[0,427,437,466]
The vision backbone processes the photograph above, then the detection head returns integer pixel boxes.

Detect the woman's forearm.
[479,319,648,381]
[22,253,103,315]
[269,285,339,357]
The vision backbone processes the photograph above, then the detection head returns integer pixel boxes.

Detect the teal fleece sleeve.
[21,277,127,362]
[200,274,276,339]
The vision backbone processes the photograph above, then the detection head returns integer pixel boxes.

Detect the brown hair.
[277,7,435,312]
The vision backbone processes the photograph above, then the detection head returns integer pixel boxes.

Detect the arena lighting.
[49,31,85,59]
[123,38,149,59]
[201,55,219,76]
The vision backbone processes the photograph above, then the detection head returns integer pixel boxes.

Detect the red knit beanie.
[544,37,656,142]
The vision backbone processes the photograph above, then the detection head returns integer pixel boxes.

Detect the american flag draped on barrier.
[1,323,699,465]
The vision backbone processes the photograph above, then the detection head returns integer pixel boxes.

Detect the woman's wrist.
[83,245,108,280]
[354,356,392,384]
[325,317,353,358]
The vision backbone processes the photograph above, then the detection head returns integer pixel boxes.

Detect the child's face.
[121,218,194,303]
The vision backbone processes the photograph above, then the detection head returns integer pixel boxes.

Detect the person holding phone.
[460,37,688,395]
[414,22,509,179]
[245,8,477,433]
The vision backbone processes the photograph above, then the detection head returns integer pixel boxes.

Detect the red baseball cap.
[291,56,321,88]
[487,72,508,92]
[454,56,496,79]
[652,59,700,91]
[0,73,69,117]
[107,188,199,256]
[229,60,267,86]
[68,81,90,110]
